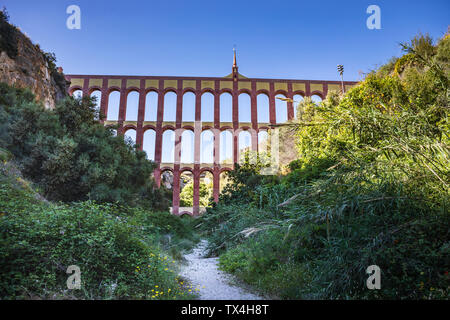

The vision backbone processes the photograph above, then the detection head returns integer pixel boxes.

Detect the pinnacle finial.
[233,46,237,68]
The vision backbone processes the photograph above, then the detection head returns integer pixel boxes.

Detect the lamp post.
[337,64,345,93]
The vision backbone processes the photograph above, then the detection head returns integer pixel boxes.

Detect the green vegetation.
[0,161,196,299]
[0,9,18,59]
[199,33,450,299]
[0,83,171,208]
[0,83,197,299]
[180,180,212,207]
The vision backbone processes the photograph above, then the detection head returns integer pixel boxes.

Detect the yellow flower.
[164,268,168,271]
[155,285,158,288]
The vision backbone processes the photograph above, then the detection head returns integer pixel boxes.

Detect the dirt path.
[179,240,264,300]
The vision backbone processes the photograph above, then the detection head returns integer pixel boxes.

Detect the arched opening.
[220,92,232,123]
[258,130,269,152]
[163,92,177,122]
[161,130,175,163]
[72,89,83,99]
[124,128,136,146]
[161,170,174,190]
[201,92,214,123]
[107,91,120,121]
[257,94,269,123]
[275,94,288,123]
[311,94,323,104]
[220,130,233,164]
[180,130,194,163]
[293,94,304,119]
[179,170,194,207]
[238,130,252,163]
[238,93,251,123]
[199,171,214,207]
[90,90,102,120]
[145,91,158,121]
[219,171,230,194]
[126,91,139,121]
[200,130,214,164]
[143,129,156,161]
[182,92,195,122]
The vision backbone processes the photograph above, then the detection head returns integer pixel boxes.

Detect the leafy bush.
[199,33,450,299]
[0,83,170,209]
[0,165,195,299]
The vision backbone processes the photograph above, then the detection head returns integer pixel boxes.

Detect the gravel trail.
[179,240,264,300]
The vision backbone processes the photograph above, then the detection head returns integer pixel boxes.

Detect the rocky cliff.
[0,10,68,109]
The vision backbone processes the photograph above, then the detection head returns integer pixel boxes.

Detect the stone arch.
[258,130,269,152]
[238,93,251,123]
[107,90,120,121]
[257,93,269,123]
[126,91,139,121]
[201,92,214,123]
[145,91,158,121]
[124,128,137,146]
[182,91,196,123]
[143,129,156,160]
[293,94,304,119]
[180,129,194,163]
[311,93,323,104]
[275,93,288,123]
[163,91,177,122]
[200,129,214,164]
[219,169,231,193]
[72,89,83,99]
[220,92,233,123]
[90,90,102,120]
[160,169,174,190]
[238,130,252,162]
[220,129,233,164]
[179,169,194,209]
[161,129,175,163]
[199,170,214,207]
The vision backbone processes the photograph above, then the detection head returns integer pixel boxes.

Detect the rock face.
[0,18,68,109]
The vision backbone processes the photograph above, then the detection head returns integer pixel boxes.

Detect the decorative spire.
[232,46,238,81]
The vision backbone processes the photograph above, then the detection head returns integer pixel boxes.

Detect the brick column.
[214,82,220,166]
[193,170,200,215]
[193,81,201,215]
[117,79,127,134]
[154,80,164,164]
[251,81,258,151]
[100,78,108,122]
[82,78,89,97]
[136,79,146,149]
[172,165,180,215]
[232,80,239,164]
[269,82,276,125]
[213,168,220,203]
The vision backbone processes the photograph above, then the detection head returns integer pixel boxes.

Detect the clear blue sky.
[2,0,449,81]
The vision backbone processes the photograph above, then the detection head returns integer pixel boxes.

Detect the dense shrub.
[0,164,196,299]
[0,9,18,59]
[200,33,450,299]
[0,83,170,209]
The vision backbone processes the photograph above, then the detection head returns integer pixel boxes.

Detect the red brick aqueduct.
[65,56,357,216]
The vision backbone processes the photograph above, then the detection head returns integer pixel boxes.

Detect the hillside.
[0,10,67,109]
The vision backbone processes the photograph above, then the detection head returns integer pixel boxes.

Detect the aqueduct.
[66,53,357,216]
